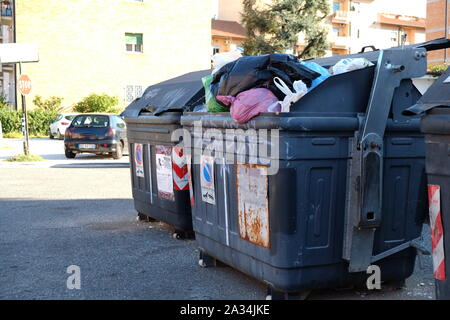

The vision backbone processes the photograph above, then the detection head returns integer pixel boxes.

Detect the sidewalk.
[0,138,130,168]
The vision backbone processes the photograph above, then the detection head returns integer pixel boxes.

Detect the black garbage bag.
[210,53,321,100]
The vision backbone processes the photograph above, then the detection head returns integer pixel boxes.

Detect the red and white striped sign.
[428,185,446,281]
[172,146,189,191]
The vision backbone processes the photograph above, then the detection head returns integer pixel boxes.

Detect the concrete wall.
[16,0,212,110]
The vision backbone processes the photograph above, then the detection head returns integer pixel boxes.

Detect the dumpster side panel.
[424,125,450,299]
[187,114,425,292]
[126,117,192,231]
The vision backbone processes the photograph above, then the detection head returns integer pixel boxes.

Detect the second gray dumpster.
[410,66,450,300]
[123,70,209,238]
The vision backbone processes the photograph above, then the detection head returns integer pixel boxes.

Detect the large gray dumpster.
[181,43,448,299]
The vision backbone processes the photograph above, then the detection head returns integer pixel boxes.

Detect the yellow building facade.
[8,0,212,110]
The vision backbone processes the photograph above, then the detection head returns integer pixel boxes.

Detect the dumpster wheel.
[136,212,158,223]
[172,230,194,240]
[265,287,311,300]
[198,251,218,268]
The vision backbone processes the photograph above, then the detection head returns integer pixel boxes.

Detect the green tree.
[73,94,119,113]
[241,0,330,59]
[33,95,64,112]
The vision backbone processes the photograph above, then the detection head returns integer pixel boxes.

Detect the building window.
[390,31,398,43]
[333,27,340,37]
[350,1,360,12]
[333,2,340,13]
[125,85,143,104]
[212,46,220,55]
[125,33,143,53]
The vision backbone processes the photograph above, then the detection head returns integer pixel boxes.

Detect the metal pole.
[19,62,29,155]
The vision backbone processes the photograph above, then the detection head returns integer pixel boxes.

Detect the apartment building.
[214,0,427,56]
[0,0,212,110]
[0,0,14,105]
[329,0,426,55]
[426,0,449,65]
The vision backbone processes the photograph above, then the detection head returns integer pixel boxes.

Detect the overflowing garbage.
[200,52,374,123]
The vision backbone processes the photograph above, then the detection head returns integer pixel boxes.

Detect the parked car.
[64,114,128,159]
[49,113,79,139]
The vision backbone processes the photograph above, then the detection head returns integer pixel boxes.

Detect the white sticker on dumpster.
[200,155,215,205]
[444,76,450,84]
[155,146,174,201]
[134,143,145,178]
[237,164,270,248]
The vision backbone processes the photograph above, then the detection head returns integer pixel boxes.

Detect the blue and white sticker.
[134,143,144,178]
[200,155,215,205]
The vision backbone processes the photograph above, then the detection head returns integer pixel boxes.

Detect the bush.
[428,64,448,76]
[0,108,21,133]
[33,95,64,112]
[0,108,57,136]
[74,94,119,113]
[28,109,58,135]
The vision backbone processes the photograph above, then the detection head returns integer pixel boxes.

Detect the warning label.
[155,145,174,201]
[134,143,144,178]
[200,155,215,205]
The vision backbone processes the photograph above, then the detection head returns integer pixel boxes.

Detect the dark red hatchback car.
[64,114,128,159]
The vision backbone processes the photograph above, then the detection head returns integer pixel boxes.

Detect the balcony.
[332,10,350,24]
[332,36,350,49]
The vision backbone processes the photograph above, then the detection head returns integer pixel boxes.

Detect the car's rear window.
[65,115,76,121]
[72,115,109,128]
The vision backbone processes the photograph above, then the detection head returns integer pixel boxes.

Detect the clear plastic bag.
[212,50,242,75]
[331,58,374,75]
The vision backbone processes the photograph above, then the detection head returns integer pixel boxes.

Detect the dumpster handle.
[359,45,378,53]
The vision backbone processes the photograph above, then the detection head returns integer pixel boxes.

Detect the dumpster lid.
[404,66,450,115]
[121,69,211,118]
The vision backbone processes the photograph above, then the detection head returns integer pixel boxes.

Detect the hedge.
[0,108,57,136]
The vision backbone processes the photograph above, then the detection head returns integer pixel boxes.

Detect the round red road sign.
[18,74,32,95]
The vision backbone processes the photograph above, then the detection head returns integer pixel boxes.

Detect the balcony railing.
[332,10,349,24]
[332,36,350,49]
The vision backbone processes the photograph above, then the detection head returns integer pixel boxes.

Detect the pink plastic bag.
[217,88,281,124]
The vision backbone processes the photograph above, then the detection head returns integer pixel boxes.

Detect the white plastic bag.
[331,58,374,75]
[273,77,308,113]
[212,50,242,75]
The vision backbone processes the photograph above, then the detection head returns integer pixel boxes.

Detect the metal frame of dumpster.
[182,42,450,298]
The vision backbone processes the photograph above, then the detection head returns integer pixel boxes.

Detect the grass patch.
[6,153,44,162]
[3,131,23,139]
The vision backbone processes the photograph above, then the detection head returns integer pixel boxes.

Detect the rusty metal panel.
[237,164,270,248]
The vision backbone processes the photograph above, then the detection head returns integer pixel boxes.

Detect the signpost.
[18,72,31,155]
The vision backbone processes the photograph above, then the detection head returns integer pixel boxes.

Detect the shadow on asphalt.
[51,163,130,169]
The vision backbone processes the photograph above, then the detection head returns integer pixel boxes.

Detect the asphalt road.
[0,138,436,300]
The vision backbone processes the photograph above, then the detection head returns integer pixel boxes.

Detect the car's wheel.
[112,142,123,160]
[57,130,64,140]
[65,149,76,159]
[49,133,54,139]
